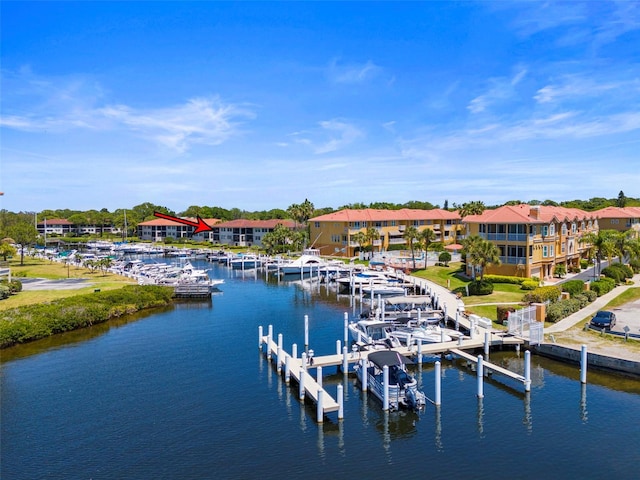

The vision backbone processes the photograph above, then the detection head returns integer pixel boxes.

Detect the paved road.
[19,278,94,291]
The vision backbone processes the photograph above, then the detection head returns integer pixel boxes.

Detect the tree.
[365,226,379,253]
[470,238,501,280]
[438,251,452,266]
[462,235,484,279]
[351,231,367,254]
[582,229,617,276]
[418,228,436,269]
[403,226,419,269]
[458,200,486,218]
[443,199,449,210]
[0,241,17,261]
[8,222,38,265]
[617,190,627,208]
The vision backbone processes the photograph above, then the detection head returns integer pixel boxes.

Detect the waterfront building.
[592,206,640,237]
[212,219,296,248]
[309,208,461,257]
[36,218,74,236]
[462,204,599,279]
[137,218,220,242]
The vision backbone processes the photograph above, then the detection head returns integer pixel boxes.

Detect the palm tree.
[351,231,367,255]
[470,238,501,280]
[458,200,486,219]
[462,235,484,279]
[365,226,379,254]
[583,229,617,276]
[403,225,419,269]
[418,228,436,269]
[613,230,633,263]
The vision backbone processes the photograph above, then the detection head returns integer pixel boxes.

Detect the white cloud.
[1,70,254,152]
[467,66,528,114]
[291,119,364,154]
[327,58,381,84]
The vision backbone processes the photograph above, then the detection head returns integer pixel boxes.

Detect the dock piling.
[524,350,531,392]
[435,361,442,406]
[477,355,484,398]
[383,365,390,411]
[337,384,344,419]
[580,344,588,384]
[258,326,263,349]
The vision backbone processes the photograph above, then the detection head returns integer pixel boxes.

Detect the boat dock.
[259,323,526,422]
[173,284,212,299]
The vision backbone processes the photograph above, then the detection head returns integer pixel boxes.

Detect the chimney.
[530,205,540,220]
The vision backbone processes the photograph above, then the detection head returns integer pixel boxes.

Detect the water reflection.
[434,406,443,451]
[523,391,532,434]
[580,383,588,423]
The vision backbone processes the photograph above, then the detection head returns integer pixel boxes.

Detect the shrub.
[521,280,538,290]
[569,266,581,273]
[497,305,517,322]
[590,278,616,296]
[630,259,640,274]
[583,290,597,302]
[523,285,562,304]
[580,259,589,269]
[468,280,494,295]
[602,263,633,283]
[0,285,174,348]
[553,264,566,278]
[572,293,590,309]
[561,279,585,297]
[0,285,10,300]
[546,298,581,323]
[483,274,526,285]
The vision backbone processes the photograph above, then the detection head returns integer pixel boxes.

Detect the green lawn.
[411,262,526,320]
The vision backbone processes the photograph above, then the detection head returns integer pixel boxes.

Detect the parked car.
[590,310,616,330]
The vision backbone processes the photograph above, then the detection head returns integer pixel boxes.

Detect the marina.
[2,256,640,480]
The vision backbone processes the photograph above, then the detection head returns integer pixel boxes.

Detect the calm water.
[2,260,640,480]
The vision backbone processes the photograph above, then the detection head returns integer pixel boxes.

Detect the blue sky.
[1,1,639,214]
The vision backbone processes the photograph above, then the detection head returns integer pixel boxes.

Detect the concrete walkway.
[545,273,640,333]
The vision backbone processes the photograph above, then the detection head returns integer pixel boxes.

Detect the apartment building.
[308,208,461,257]
[593,206,640,237]
[137,218,220,242]
[211,219,296,248]
[462,204,599,279]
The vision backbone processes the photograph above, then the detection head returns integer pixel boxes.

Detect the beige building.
[462,204,599,279]
[593,206,640,237]
[309,208,461,257]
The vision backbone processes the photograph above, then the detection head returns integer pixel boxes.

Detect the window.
[314,222,320,228]
[542,246,548,257]
[550,245,554,257]
[572,223,577,234]
[561,223,567,235]
[549,223,555,236]
[541,225,548,237]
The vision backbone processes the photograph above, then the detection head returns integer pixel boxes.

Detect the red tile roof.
[138,218,220,227]
[595,206,640,219]
[463,204,596,224]
[213,219,296,229]
[310,208,460,222]
[37,218,73,225]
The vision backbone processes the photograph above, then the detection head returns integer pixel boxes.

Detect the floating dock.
[173,284,212,299]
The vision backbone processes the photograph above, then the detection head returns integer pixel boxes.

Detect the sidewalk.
[545,273,640,333]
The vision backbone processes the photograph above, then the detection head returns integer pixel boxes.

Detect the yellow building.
[309,208,461,257]
[593,206,640,237]
[462,204,599,279]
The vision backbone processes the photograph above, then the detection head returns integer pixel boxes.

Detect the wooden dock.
[173,284,211,298]
[450,348,527,384]
[260,329,526,419]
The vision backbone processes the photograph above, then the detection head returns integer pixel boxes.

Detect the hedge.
[483,274,527,285]
[0,279,22,295]
[601,263,634,284]
[546,298,582,323]
[521,280,538,290]
[0,285,174,349]
[522,285,562,304]
[590,278,616,296]
[561,279,585,296]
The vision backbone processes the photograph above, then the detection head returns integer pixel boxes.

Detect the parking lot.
[607,298,640,338]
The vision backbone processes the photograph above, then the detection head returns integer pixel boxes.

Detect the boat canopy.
[367,351,414,368]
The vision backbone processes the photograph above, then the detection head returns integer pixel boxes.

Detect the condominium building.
[309,208,461,257]
[137,218,220,242]
[211,219,296,248]
[462,204,599,279]
[593,206,640,236]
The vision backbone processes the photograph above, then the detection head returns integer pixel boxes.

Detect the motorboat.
[355,351,426,411]
[279,253,327,275]
[361,283,407,297]
[336,270,395,293]
[229,253,260,269]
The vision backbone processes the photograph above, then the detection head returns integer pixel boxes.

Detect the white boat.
[279,253,327,275]
[336,270,394,293]
[229,253,260,269]
[349,319,397,344]
[355,351,426,411]
[388,323,453,345]
[361,283,406,297]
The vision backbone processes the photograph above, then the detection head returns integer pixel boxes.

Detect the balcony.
[499,256,531,265]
